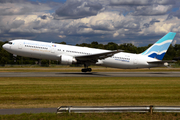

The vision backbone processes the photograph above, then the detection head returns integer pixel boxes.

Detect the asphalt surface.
[1,72,180,77]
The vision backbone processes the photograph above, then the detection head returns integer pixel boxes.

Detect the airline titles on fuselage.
[114,56,130,62]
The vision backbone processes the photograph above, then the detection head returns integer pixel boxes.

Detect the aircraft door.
[18,43,22,49]
[133,57,138,64]
[51,44,57,53]
[51,47,55,53]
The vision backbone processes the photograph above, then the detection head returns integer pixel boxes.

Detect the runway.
[1,71,180,77]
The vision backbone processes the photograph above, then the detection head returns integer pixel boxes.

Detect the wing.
[75,50,122,63]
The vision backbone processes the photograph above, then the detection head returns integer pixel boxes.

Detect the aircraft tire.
[87,68,92,72]
[81,68,92,72]
[81,69,87,72]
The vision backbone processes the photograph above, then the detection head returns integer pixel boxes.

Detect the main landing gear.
[81,64,92,72]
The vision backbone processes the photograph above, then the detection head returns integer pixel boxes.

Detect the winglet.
[141,32,176,60]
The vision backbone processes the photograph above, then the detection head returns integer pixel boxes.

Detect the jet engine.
[60,55,77,65]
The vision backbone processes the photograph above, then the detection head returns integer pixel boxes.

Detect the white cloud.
[139,15,180,36]
[0,0,180,46]
[54,0,103,19]
[110,0,150,6]
[133,5,172,16]
[0,2,52,16]
[59,35,66,38]
[113,31,119,37]
[172,39,176,45]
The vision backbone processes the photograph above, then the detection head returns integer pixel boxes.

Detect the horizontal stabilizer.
[148,60,176,64]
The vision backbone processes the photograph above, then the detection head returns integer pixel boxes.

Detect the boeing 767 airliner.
[3,32,176,72]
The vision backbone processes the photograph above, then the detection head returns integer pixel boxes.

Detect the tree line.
[0,41,180,66]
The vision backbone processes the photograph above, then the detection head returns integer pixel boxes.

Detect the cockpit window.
[8,42,12,44]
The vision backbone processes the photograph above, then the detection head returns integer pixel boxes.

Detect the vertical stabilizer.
[141,32,176,60]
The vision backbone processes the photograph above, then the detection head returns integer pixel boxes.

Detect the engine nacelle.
[164,62,169,66]
[60,55,77,65]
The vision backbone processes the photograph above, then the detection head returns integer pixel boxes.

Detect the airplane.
[3,32,176,72]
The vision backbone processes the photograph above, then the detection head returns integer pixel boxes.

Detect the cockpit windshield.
[8,42,12,45]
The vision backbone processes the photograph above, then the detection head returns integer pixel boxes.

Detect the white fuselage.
[3,39,161,69]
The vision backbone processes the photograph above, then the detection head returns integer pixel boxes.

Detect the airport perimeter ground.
[1,67,180,119]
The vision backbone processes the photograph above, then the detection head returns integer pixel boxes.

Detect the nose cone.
[2,44,8,50]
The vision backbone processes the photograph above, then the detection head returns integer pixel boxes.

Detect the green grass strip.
[1,113,180,120]
[0,77,180,108]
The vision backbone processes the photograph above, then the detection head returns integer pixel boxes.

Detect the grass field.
[1,113,180,120]
[0,75,180,119]
[0,77,180,109]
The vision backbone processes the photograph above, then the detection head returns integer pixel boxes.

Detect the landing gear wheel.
[81,68,87,72]
[81,68,92,72]
[87,68,92,72]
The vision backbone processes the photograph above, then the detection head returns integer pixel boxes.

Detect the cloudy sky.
[0,0,180,46]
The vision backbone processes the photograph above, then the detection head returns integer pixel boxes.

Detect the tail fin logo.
[141,32,176,60]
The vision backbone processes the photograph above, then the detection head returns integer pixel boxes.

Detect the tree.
[76,43,90,47]
[0,41,11,65]
[59,41,66,44]
[105,42,118,50]
[174,44,180,57]
[164,45,176,60]
[118,43,138,53]
[91,41,99,48]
